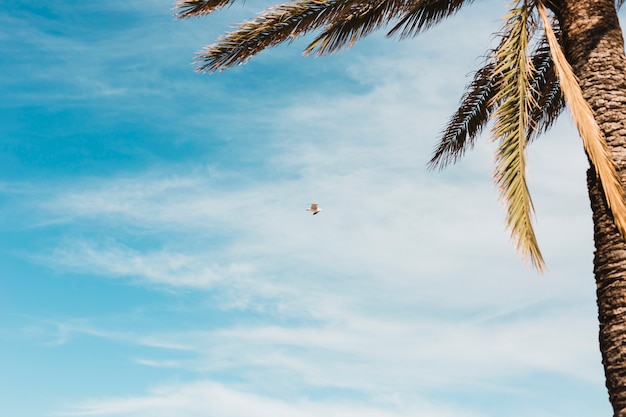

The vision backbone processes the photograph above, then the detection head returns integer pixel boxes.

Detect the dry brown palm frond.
[428,61,498,170]
[538,1,626,238]
[387,0,474,39]
[175,0,238,18]
[491,1,545,272]
[304,0,413,56]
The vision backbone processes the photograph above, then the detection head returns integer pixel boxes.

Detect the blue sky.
[0,1,616,416]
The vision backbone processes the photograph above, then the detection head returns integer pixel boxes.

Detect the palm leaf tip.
[491,1,546,273]
[175,0,236,18]
[526,35,565,142]
[428,62,497,170]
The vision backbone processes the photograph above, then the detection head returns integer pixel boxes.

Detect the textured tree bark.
[554,0,626,415]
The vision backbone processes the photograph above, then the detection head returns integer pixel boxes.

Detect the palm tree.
[175,0,626,414]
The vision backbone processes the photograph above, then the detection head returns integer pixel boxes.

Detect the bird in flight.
[306,203,323,215]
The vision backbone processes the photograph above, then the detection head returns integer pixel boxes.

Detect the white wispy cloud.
[59,380,471,417]
[45,290,601,413]
[44,239,253,289]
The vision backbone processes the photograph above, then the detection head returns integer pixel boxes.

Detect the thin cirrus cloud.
[53,306,601,416]
[137,313,600,385]
[60,380,471,417]
[43,239,251,289]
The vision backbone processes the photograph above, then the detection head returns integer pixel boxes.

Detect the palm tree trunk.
[554,0,626,414]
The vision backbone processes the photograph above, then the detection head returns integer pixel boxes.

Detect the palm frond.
[194,0,360,72]
[189,0,478,71]
[526,35,564,142]
[175,0,237,18]
[304,0,413,56]
[617,0,625,9]
[538,1,626,239]
[428,61,497,170]
[428,31,565,171]
[491,2,545,272]
[387,0,474,39]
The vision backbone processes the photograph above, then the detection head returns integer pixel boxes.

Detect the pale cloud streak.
[59,380,470,417]
[53,302,601,416]
[44,239,253,289]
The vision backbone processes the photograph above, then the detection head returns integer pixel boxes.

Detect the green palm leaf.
[526,35,564,142]
[428,61,497,170]
[192,0,411,71]
[491,1,545,271]
[190,0,477,72]
[428,33,563,171]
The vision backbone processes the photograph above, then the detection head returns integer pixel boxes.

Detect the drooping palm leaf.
[428,30,563,170]
[537,1,626,239]
[526,35,564,142]
[428,61,497,170]
[491,1,545,272]
[175,0,238,18]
